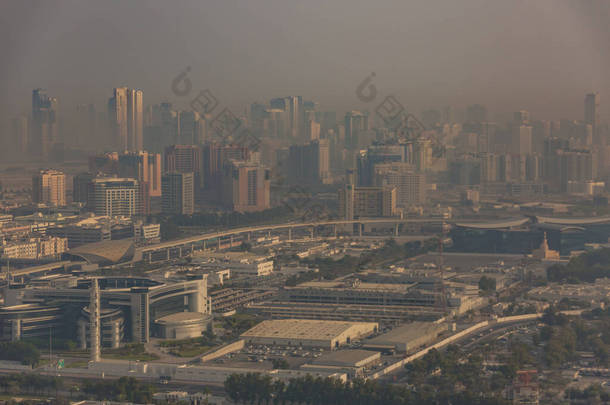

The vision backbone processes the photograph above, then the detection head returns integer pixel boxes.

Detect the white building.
[91,178,139,217]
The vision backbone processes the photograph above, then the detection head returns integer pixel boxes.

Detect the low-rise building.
[241,319,378,349]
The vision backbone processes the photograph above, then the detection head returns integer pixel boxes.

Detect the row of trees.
[82,376,155,403]
[225,372,509,405]
[539,307,609,367]
[0,341,40,366]
[0,374,62,397]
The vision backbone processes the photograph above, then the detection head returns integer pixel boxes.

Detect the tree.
[478,276,496,293]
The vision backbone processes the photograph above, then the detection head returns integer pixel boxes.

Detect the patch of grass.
[160,333,217,358]
[66,360,89,368]
[169,346,212,358]
[104,352,159,361]
[102,343,159,362]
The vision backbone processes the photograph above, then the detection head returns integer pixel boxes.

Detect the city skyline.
[2,1,610,127]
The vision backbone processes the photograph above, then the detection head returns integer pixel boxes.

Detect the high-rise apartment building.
[162,172,195,215]
[32,169,66,206]
[222,160,270,212]
[511,125,533,155]
[108,87,143,151]
[90,178,139,217]
[31,89,58,160]
[584,92,600,143]
[373,162,426,206]
[338,185,396,220]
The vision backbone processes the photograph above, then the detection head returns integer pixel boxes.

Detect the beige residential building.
[32,169,66,206]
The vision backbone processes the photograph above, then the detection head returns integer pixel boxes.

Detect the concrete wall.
[200,339,245,363]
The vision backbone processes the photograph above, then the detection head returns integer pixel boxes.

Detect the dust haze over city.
[1,1,610,404]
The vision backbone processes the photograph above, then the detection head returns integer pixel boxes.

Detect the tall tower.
[584,93,600,143]
[31,89,58,160]
[108,87,143,151]
[89,278,101,362]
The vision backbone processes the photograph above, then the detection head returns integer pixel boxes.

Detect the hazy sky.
[1,0,609,123]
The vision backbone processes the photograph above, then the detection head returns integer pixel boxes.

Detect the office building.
[90,178,139,217]
[287,139,330,184]
[32,169,66,206]
[356,144,406,186]
[345,111,369,149]
[30,89,58,159]
[108,87,143,151]
[373,163,426,206]
[338,185,396,220]
[222,160,270,212]
[202,143,249,196]
[165,144,205,198]
[2,275,209,344]
[162,172,195,215]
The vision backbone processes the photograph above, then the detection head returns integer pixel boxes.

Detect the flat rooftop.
[365,322,444,345]
[294,280,414,293]
[155,312,207,324]
[241,319,377,341]
[311,349,380,367]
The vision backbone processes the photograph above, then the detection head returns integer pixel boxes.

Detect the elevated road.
[134,218,441,262]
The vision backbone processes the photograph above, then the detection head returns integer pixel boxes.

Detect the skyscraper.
[108,87,143,151]
[584,93,600,143]
[511,125,533,155]
[31,89,58,160]
[344,111,369,150]
[32,169,66,206]
[287,139,330,184]
[222,160,270,212]
[270,96,302,139]
[162,172,195,215]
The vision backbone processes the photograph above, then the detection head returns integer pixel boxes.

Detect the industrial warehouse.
[240,319,379,349]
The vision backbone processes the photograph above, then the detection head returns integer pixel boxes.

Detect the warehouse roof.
[241,319,378,341]
[365,322,444,346]
[311,349,380,368]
